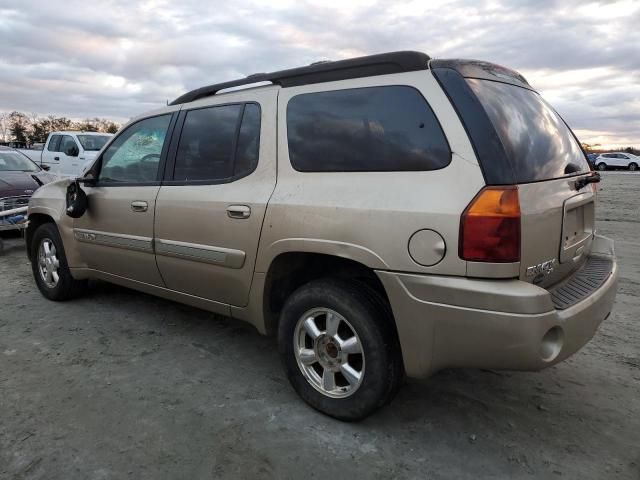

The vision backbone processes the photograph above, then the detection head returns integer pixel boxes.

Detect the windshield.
[467,79,590,182]
[0,151,40,172]
[77,135,111,151]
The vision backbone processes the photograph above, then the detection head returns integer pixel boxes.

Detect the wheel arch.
[261,251,395,339]
[25,213,56,261]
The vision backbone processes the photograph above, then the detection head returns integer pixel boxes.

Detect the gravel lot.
[1,173,639,479]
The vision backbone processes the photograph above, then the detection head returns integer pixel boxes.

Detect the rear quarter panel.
[256,70,485,275]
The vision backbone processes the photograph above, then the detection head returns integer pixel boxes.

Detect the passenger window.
[47,135,61,152]
[174,105,242,182]
[287,86,450,172]
[234,104,261,177]
[100,114,172,183]
[59,135,77,155]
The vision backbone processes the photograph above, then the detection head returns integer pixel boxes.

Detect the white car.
[594,152,639,171]
[19,131,113,177]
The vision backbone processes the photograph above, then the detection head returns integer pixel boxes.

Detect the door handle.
[131,201,148,212]
[54,156,60,161]
[226,205,251,219]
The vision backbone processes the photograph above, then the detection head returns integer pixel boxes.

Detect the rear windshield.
[77,135,111,151]
[467,79,590,182]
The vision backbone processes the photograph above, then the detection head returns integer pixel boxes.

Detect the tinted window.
[100,115,171,183]
[234,104,261,177]
[47,135,61,152]
[467,79,590,182]
[77,135,111,151]
[602,154,613,158]
[174,105,242,181]
[287,86,450,172]
[59,135,77,155]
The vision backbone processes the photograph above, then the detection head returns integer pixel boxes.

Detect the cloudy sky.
[1,0,638,148]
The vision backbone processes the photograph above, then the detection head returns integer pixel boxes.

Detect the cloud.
[0,0,638,147]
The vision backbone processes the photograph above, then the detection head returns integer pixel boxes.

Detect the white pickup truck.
[19,131,113,177]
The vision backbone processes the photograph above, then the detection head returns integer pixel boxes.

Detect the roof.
[170,51,431,105]
[49,131,113,136]
[430,59,532,89]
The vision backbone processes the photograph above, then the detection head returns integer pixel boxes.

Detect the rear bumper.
[377,234,618,378]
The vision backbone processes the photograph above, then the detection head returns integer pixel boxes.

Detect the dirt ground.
[1,173,639,479]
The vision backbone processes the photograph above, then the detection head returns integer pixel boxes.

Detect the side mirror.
[40,164,50,171]
[65,181,88,218]
[78,176,97,187]
[65,145,79,157]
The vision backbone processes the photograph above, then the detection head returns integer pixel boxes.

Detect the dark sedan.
[0,146,54,222]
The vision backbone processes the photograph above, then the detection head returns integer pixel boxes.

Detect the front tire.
[278,279,404,421]
[629,162,638,171]
[597,163,607,171]
[30,222,87,301]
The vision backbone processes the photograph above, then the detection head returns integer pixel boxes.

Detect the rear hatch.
[433,61,595,288]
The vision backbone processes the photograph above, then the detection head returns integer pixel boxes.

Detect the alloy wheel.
[293,308,365,398]
[38,238,60,288]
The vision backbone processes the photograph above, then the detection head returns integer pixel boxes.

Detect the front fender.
[27,179,87,269]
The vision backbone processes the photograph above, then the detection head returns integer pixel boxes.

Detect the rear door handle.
[131,201,148,212]
[227,205,251,219]
[54,157,60,161]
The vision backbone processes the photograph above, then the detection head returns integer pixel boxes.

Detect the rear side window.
[287,86,450,172]
[234,104,261,177]
[467,79,590,183]
[173,103,260,182]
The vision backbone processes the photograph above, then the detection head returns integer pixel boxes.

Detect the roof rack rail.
[169,51,430,105]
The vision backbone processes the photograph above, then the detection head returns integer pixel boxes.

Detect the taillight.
[459,186,521,262]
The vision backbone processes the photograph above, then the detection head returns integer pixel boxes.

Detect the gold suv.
[27,52,618,420]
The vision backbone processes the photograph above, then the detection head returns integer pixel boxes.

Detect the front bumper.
[377,235,618,378]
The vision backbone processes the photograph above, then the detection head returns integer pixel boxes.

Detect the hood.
[0,171,55,198]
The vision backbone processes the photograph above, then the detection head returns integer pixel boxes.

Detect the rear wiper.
[575,172,600,191]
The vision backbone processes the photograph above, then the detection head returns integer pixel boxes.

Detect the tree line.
[0,111,120,145]
[581,143,639,156]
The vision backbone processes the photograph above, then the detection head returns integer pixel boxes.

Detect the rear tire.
[597,163,607,171]
[629,162,637,171]
[30,222,87,301]
[278,278,404,421]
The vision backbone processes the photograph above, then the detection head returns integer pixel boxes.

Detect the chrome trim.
[155,238,245,268]
[0,195,30,213]
[73,228,153,253]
